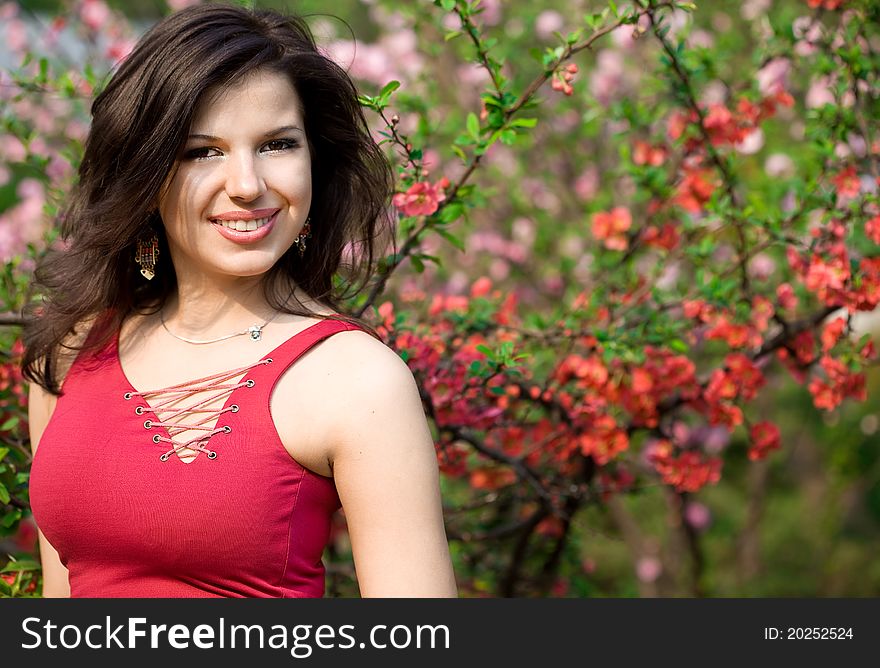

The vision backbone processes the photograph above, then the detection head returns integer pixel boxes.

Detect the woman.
[23,4,456,598]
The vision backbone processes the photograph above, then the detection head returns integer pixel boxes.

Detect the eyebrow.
[186,125,305,141]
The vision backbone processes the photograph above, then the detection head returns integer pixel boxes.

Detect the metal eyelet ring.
[123,392,132,400]
[230,404,240,413]
[135,406,144,415]
[152,434,161,444]
[207,451,218,460]
[223,425,232,434]
[143,420,153,429]
[266,358,273,364]
[246,379,255,388]
[159,453,170,462]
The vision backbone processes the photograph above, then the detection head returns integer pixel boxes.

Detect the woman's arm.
[328,333,457,598]
[27,381,71,598]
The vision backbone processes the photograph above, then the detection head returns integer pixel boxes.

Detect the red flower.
[865,215,880,244]
[591,207,632,251]
[820,317,847,352]
[392,178,449,217]
[807,0,845,9]
[649,441,722,493]
[674,168,718,213]
[749,421,781,461]
[633,140,668,166]
[832,166,860,199]
[776,282,798,311]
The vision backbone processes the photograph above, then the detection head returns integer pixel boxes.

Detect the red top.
[29,318,362,597]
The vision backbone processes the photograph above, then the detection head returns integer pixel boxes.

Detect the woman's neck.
[163,273,283,338]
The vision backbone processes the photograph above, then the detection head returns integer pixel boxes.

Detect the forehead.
[191,69,304,130]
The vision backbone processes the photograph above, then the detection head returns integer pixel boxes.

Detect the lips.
[210,207,279,221]
[210,210,279,244]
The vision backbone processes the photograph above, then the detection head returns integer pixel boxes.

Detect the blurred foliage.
[2,0,879,598]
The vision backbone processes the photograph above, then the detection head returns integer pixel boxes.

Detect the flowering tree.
[2,0,879,597]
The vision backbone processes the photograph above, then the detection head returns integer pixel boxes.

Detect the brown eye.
[183,147,220,160]
[262,139,298,153]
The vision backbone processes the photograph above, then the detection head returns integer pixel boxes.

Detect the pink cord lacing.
[123,358,272,461]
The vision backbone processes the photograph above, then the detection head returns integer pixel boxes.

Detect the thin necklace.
[160,308,281,345]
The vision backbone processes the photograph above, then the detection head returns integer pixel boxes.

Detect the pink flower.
[684,502,711,531]
[535,10,564,39]
[392,178,449,217]
[756,57,791,96]
[106,38,136,64]
[80,0,111,31]
[5,19,27,53]
[167,0,202,10]
[636,556,662,583]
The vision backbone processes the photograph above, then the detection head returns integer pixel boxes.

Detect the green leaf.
[499,129,517,145]
[0,508,22,528]
[1,559,41,573]
[476,344,494,358]
[435,227,466,252]
[410,254,425,273]
[0,447,8,461]
[509,117,538,128]
[0,482,9,505]
[440,0,456,11]
[467,112,481,140]
[439,202,466,225]
[378,80,400,102]
[0,416,18,432]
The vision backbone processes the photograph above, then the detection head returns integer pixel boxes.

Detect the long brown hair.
[23,4,395,394]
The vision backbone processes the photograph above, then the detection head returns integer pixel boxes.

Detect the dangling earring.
[135,233,159,280]
[295,218,312,258]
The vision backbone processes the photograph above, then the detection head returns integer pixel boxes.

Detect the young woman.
[23,4,456,598]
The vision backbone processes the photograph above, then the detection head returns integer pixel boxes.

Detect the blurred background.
[2,0,879,597]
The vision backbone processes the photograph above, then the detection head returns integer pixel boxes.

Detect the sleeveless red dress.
[29,318,362,597]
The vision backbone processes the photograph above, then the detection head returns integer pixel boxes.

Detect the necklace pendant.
[247,325,263,341]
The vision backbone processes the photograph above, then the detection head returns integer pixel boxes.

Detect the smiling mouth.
[212,216,272,232]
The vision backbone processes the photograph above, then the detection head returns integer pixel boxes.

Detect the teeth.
[215,216,270,232]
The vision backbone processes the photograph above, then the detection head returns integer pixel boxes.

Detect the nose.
[224,152,265,201]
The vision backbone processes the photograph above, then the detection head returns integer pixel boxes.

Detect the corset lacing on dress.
[122,358,273,461]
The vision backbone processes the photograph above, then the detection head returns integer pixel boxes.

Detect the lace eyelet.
[152,434,161,444]
[207,451,218,460]
[246,379,255,388]
[123,392,132,400]
[265,358,273,364]
[159,453,170,462]
[143,420,153,429]
[230,404,240,413]
[135,406,144,415]
[222,425,232,434]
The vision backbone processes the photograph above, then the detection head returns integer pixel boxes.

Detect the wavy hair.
[23,3,395,394]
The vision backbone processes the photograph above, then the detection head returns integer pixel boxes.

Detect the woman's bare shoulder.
[317,327,422,428]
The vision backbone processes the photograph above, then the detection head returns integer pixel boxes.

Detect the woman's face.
[158,68,312,283]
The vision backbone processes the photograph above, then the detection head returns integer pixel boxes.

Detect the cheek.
[159,171,212,238]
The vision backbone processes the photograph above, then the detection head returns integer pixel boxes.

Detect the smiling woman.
[161,70,313,282]
[20,3,457,599]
